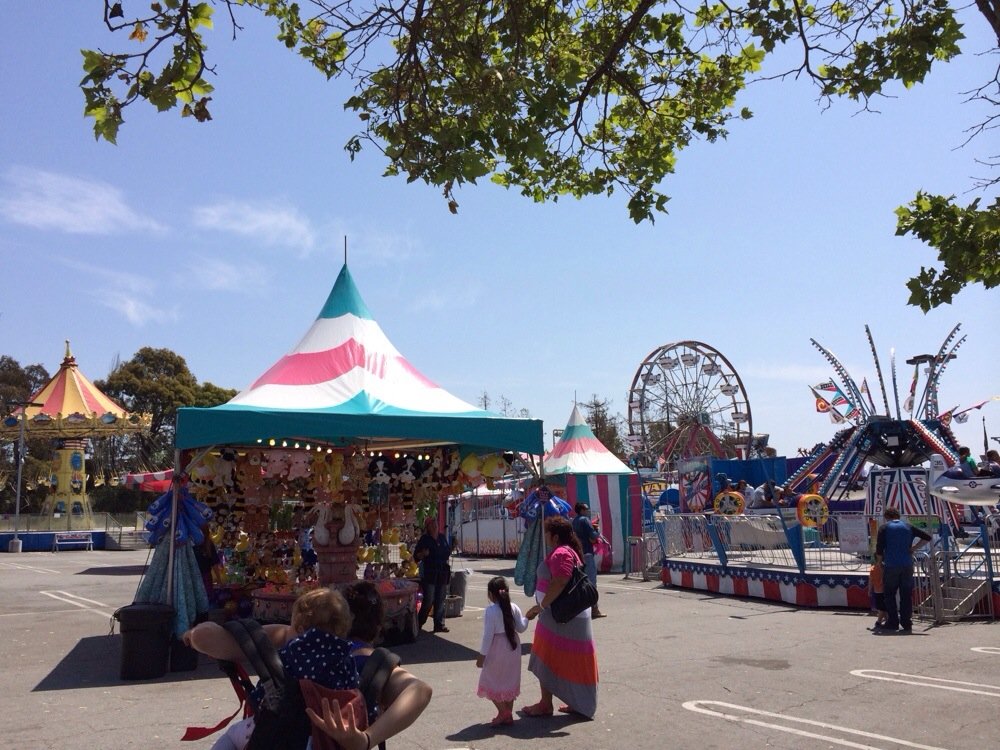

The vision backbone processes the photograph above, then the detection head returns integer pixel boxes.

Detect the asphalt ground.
[1,549,998,750]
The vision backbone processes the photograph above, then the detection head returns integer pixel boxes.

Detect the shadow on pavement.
[76,565,148,576]
[447,714,579,743]
[390,632,479,666]
[33,635,220,691]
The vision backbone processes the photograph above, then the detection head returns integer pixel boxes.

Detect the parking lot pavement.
[2,550,998,749]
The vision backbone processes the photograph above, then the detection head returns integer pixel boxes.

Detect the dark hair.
[544,515,583,558]
[487,576,519,650]
[343,581,384,644]
[884,507,901,520]
[574,503,588,515]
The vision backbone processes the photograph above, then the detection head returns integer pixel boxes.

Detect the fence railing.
[0,512,145,533]
[652,512,882,573]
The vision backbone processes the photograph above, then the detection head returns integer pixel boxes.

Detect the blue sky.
[1,4,997,460]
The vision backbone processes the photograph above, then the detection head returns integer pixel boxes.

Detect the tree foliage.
[95,346,236,469]
[0,357,53,513]
[81,0,998,305]
[895,192,1000,311]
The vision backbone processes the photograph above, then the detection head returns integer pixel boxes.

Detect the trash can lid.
[115,602,175,625]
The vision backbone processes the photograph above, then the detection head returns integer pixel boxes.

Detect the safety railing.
[652,512,880,573]
[105,513,124,547]
[624,532,663,581]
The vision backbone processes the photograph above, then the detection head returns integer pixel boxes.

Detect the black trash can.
[115,603,174,680]
[448,569,468,614]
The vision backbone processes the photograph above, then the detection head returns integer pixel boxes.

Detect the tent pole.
[165,449,181,606]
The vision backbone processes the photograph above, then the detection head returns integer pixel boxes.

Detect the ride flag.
[811,387,831,413]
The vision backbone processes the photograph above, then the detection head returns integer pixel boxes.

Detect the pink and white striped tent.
[544,405,641,572]
[175,264,542,455]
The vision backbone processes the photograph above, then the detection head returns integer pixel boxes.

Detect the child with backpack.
[476,576,528,726]
[186,588,359,750]
[307,581,433,750]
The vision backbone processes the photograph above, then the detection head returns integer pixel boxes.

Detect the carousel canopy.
[175,265,543,454]
[544,405,634,476]
[0,341,149,439]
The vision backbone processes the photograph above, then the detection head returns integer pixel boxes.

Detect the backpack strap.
[359,647,401,750]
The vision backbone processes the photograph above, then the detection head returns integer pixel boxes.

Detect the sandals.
[521,702,554,717]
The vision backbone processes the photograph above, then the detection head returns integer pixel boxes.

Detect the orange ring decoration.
[713,491,745,515]
[796,493,829,527]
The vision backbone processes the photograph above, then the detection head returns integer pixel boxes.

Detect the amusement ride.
[784,324,987,507]
[626,341,753,471]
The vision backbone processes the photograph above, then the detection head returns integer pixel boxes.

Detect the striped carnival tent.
[175,264,542,455]
[544,405,641,572]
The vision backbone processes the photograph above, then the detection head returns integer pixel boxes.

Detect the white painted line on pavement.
[851,670,1000,697]
[971,647,1000,655]
[0,608,96,617]
[39,590,114,618]
[0,561,61,574]
[682,700,950,750]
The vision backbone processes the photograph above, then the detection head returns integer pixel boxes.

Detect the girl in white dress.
[476,576,529,726]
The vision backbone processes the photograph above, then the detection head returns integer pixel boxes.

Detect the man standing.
[874,507,931,634]
[572,502,606,618]
[414,516,452,634]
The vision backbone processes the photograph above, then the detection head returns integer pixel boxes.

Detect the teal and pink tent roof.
[544,405,634,475]
[543,405,640,573]
[176,265,543,454]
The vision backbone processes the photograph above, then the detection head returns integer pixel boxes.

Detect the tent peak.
[317,264,373,321]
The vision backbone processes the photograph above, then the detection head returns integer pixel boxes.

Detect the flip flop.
[521,703,554,717]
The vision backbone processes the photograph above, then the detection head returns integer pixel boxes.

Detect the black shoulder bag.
[549,563,599,623]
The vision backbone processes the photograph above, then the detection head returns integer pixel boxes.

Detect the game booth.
[128,264,543,674]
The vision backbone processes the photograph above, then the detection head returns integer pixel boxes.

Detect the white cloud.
[189,256,268,292]
[194,200,316,252]
[101,294,178,326]
[0,166,164,234]
[58,256,150,295]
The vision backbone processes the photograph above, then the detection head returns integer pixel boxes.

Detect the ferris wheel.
[626,341,752,468]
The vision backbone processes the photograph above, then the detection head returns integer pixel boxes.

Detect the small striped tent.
[544,405,641,572]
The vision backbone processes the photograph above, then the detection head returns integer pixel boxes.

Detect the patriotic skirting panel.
[660,560,871,608]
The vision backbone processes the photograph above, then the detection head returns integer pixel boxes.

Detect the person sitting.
[307,581,433,750]
[977,450,1000,478]
[183,588,358,750]
[957,446,978,478]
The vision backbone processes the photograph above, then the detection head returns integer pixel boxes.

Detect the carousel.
[157,263,543,641]
[0,341,150,535]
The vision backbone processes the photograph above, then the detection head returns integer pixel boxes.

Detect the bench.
[52,532,94,552]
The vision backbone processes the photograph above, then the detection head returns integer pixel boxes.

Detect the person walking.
[571,503,605,618]
[874,507,931,634]
[476,576,528,726]
[414,516,453,634]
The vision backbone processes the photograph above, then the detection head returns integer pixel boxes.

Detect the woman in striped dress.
[522,515,599,719]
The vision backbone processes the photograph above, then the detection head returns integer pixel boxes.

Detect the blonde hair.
[291,588,353,637]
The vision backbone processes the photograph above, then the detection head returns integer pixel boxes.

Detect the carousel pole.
[165,449,181,606]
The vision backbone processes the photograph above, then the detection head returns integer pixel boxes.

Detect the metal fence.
[0,512,146,533]
[449,491,527,558]
[652,512,880,572]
